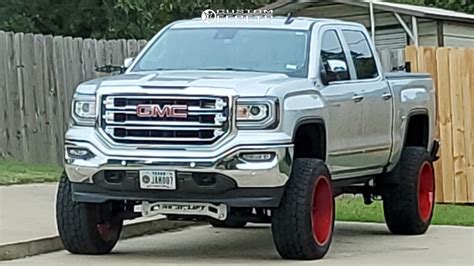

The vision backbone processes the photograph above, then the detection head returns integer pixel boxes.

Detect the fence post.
[449,48,469,203]
[405,46,418,71]
[468,50,474,203]
[33,34,50,163]
[22,32,44,162]
[415,46,444,202]
[0,31,7,158]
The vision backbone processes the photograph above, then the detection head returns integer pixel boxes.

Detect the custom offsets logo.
[201,9,273,24]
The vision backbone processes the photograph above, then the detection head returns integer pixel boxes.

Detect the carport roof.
[265,0,474,25]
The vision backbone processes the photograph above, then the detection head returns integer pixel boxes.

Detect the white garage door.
[374,28,408,50]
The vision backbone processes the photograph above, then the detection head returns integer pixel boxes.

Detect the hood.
[80,70,302,97]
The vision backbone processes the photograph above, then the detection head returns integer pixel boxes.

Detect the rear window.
[320,30,350,82]
[342,30,379,80]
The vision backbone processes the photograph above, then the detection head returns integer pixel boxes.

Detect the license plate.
[139,170,176,190]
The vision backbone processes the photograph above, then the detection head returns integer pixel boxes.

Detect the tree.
[0,0,472,39]
[390,0,474,14]
[0,0,111,38]
[103,0,275,39]
[0,0,273,39]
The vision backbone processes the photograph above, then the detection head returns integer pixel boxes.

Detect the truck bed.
[385,72,431,80]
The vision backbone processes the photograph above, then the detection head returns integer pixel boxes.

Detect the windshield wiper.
[152,68,190,71]
[146,67,271,73]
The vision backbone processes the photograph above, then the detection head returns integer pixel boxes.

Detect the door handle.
[381,92,393,101]
[352,94,364,103]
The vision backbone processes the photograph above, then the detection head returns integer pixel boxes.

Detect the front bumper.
[65,127,293,206]
[72,182,286,207]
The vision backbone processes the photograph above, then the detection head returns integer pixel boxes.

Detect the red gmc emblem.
[136,104,188,118]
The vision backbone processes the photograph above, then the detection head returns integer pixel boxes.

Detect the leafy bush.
[0,0,273,39]
[0,0,472,39]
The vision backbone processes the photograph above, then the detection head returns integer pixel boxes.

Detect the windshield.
[132,28,310,78]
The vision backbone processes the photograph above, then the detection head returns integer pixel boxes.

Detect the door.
[317,29,367,175]
[341,30,393,168]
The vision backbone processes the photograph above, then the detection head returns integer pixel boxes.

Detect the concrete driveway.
[6,222,474,265]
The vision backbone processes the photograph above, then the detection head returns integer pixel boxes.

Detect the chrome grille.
[100,95,230,145]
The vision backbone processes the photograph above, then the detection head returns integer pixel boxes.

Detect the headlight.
[72,94,96,126]
[74,101,96,118]
[236,98,278,129]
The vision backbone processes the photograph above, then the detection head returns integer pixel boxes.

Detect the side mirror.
[327,59,348,73]
[320,59,349,85]
[123,57,135,69]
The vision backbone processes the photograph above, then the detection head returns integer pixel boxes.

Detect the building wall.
[295,3,409,49]
[443,22,474,47]
[418,21,439,46]
[291,2,474,48]
[293,2,434,49]
[374,28,407,50]
[295,3,405,27]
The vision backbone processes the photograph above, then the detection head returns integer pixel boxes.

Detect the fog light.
[104,170,125,183]
[67,148,94,159]
[241,153,274,162]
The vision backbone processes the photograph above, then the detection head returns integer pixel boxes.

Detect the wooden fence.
[0,31,147,164]
[406,46,474,203]
[0,31,472,203]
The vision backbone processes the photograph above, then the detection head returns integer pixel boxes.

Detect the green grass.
[0,160,62,185]
[0,160,472,226]
[336,196,474,226]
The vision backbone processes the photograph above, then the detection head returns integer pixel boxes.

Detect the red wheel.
[418,162,434,222]
[272,159,334,260]
[312,175,334,246]
[382,147,436,235]
[97,222,121,242]
[57,172,123,254]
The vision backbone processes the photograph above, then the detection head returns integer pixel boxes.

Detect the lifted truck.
[57,17,439,260]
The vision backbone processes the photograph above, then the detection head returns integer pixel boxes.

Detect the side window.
[320,30,350,82]
[342,30,379,79]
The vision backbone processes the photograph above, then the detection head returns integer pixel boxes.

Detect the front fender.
[280,90,327,139]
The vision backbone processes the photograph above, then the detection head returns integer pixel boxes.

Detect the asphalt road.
[5,222,474,265]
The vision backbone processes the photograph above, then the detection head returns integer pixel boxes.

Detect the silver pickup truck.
[57,17,439,260]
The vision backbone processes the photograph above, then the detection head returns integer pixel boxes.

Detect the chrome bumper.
[65,127,293,188]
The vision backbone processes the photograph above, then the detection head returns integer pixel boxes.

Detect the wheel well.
[404,114,429,148]
[293,122,326,161]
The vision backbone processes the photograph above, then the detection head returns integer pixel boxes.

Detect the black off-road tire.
[209,218,247,228]
[382,147,435,235]
[272,159,334,260]
[56,172,123,254]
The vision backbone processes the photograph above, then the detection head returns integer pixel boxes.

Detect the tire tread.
[56,172,121,254]
[272,158,334,260]
[382,147,434,235]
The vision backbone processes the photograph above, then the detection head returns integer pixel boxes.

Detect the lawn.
[336,196,474,226]
[0,160,62,185]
